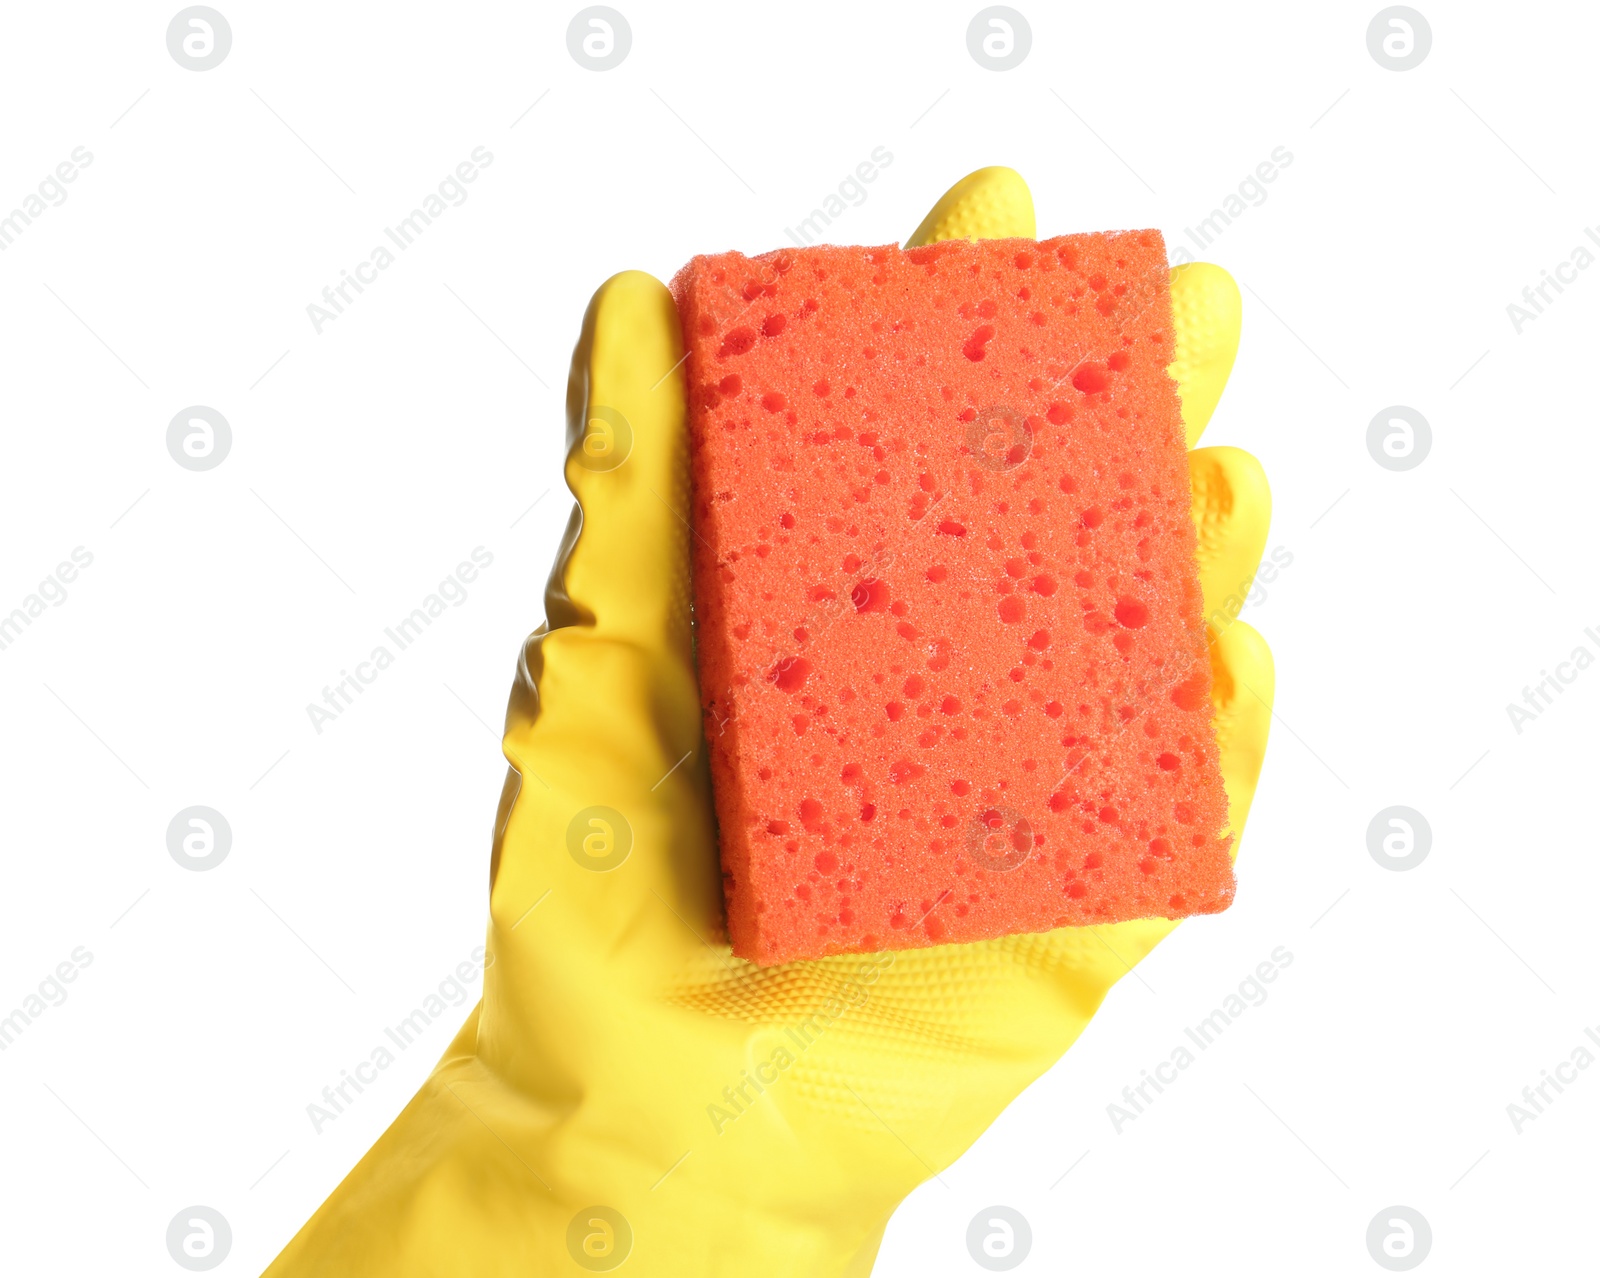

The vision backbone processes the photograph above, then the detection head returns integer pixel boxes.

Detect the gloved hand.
[264,167,1273,1277]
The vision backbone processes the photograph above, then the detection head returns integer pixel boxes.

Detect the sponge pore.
[671,232,1233,966]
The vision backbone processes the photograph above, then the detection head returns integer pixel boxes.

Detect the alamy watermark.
[1107,946,1294,1132]
[0,946,94,1052]
[167,406,232,471]
[306,147,495,334]
[1367,806,1431,871]
[306,547,494,734]
[966,1204,1032,1270]
[0,146,93,252]
[966,8,1031,72]
[0,546,94,653]
[166,1203,231,1271]
[1367,8,1431,71]
[566,7,630,71]
[1367,406,1431,472]
[781,147,894,247]
[1505,625,1599,734]
[1506,224,1600,334]
[1206,544,1293,636]
[1169,147,1293,265]
[1505,1019,1600,1134]
[306,944,491,1133]
[1366,1205,1431,1270]
[167,806,232,871]
[167,7,232,72]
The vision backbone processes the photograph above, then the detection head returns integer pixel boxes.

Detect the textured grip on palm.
[264,168,1274,1278]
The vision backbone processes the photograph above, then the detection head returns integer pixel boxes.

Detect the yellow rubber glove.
[264,168,1273,1278]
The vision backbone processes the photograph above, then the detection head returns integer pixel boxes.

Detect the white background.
[1,1,1595,1273]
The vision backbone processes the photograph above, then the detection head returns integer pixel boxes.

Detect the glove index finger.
[494,271,715,937]
[554,269,691,648]
[1169,262,1241,447]
[906,165,1036,246]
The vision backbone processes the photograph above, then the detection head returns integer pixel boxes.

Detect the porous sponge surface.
[671,233,1233,966]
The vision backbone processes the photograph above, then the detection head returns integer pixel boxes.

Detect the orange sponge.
[672,232,1233,966]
